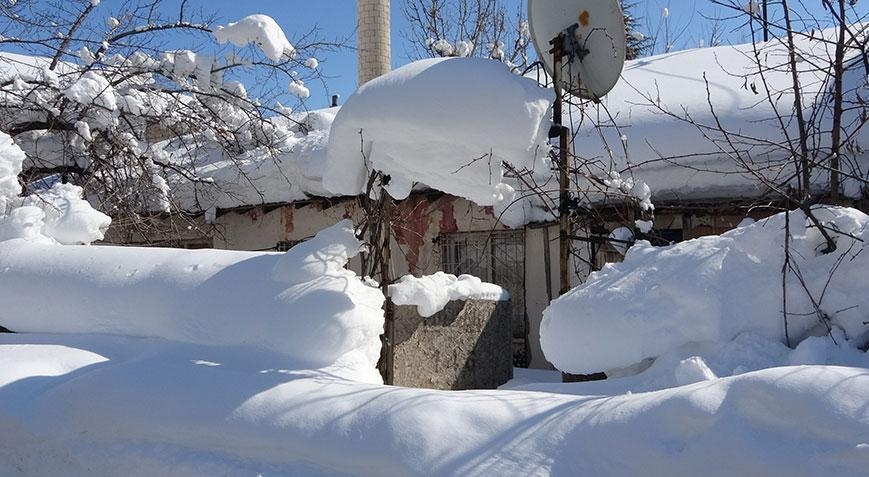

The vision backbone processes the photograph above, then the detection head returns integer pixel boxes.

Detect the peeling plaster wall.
[212,194,559,370]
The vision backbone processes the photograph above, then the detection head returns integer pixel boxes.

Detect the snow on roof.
[161,108,338,212]
[324,57,553,207]
[575,28,869,203]
[11,29,859,218]
[0,51,75,81]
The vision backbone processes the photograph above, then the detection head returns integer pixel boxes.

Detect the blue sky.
[178,0,425,109]
[178,0,844,109]
[3,0,852,110]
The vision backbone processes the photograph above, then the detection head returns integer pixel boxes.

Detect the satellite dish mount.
[527,0,626,297]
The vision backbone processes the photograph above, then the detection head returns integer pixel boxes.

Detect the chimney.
[357,0,391,85]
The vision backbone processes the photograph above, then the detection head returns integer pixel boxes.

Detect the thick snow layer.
[0,220,384,377]
[569,31,869,203]
[388,272,508,317]
[213,14,296,61]
[324,57,552,206]
[0,130,25,212]
[162,108,337,211]
[0,132,110,244]
[18,182,111,244]
[1,333,867,476]
[542,206,869,375]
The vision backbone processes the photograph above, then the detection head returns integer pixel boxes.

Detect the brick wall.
[357,0,391,85]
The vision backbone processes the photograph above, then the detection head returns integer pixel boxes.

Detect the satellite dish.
[528,0,626,100]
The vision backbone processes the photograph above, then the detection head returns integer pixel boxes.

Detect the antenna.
[527,0,626,300]
[528,0,626,100]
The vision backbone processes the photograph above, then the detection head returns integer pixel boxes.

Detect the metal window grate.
[275,240,304,252]
[439,229,528,367]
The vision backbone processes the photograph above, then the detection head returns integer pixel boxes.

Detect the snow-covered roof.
[576,28,869,203]
[172,31,867,218]
[6,28,865,220]
[160,107,338,212]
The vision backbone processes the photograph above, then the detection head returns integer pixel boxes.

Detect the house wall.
[211,193,559,369]
[104,199,777,372]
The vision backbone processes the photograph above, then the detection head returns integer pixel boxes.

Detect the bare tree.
[401,0,532,71]
[0,0,345,243]
[623,0,869,343]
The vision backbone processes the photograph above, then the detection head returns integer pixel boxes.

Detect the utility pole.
[762,0,769,42]
[550,35,572,296]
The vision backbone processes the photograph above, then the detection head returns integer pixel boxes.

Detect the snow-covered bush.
[542,206,869,375]
[0,1,333,239]
[0,130,109,243]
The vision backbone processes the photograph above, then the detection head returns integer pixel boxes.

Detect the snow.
[388,272,508,317]
[0,204,866,474]
[64,71,116,111]
[74,120,92,141]
[541,206,869,375]
[673,356,718,386]
[324,57,552,209]
[569,31,869,204]
[92,34,865,228]
[0,132,110,244]
[213,14,297,62]
[0,332,867,476]
[0,130,25,212]
[16,182,111,244]
[288,79,310,98]
[0,220,383,378]
[160,107,338,211]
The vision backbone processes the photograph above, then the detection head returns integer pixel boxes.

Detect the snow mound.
[271,219,362,283]
[324,57,552,207]
[1,333,867,476]
[542,206,869,375]
[0,132,110,244]
[0,131,25,212]
[389,272,508,317]
[0,221,384,379]
[17,182,111,244]
[213,14,296,61]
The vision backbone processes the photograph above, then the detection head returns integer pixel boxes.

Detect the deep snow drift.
[542,207,869,375]
[324,57,552,211]
[0,220,384,380]
[0,204,867,474]
[1,333,867,476]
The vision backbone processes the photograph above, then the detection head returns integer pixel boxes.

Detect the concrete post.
[357,0,391,85]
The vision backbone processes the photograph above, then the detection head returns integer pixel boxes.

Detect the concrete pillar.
[357,0,391,85]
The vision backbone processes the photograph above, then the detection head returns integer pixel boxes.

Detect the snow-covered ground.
[543,206,869,376]
[1,333,867,476]
[1,15,868,476]
[1,208,868,475]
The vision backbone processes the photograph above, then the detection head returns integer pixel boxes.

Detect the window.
[439,230,528,367]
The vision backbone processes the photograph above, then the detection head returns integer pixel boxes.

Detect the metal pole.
[762,0,769,42]
[550,35,571,296]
